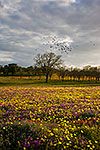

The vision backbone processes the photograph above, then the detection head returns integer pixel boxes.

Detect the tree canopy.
[34,52,63,83]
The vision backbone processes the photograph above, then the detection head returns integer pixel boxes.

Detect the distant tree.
[68,67,75,80]
[25,66,34,75]
[34,52,63,83]
[3,65,9,75]
[90,66,100,81]
[57,66,67,80]
[0,65,3,75]
[16,66,24,75]
[74,68,81,80]
[8,63,19,75]
[71,68,77,80]
[34,66,43,79]
[49,68,54,80]
[83,65,91,80]
[80,69,85,80]
[89,66,97,80]
[56,69,61,80]
[96,67,100,81]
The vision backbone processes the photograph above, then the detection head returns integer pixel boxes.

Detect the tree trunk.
[49,75,52,80]
[46,73,49,83]
[96,77,99,81]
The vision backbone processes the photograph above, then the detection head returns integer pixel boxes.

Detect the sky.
[0,0,100,68]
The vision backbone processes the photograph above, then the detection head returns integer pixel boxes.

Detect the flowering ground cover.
[0,86,100,150]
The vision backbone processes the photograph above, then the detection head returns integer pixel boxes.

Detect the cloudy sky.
[0,0,100,67]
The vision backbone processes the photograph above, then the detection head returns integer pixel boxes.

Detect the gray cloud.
[0,0,100,67]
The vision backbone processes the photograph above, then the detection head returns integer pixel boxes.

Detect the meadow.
[0,76,100,87]
[0,86,100,150]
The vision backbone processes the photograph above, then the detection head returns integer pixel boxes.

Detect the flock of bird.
[43,36,72,54]
[42,36,96,54]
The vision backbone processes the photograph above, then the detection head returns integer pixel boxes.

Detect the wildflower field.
[0,86,100,150]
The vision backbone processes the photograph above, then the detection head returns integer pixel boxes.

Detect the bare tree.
[34,52,63,83]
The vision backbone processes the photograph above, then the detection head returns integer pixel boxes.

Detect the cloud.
[0,51,14,64]
[0,0,100,67]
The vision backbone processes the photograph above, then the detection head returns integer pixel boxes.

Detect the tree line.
[0,52,100,83]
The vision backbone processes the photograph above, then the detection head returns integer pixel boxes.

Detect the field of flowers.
[0,86,100,150]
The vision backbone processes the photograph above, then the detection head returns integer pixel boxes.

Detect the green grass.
[0,76,100,87]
